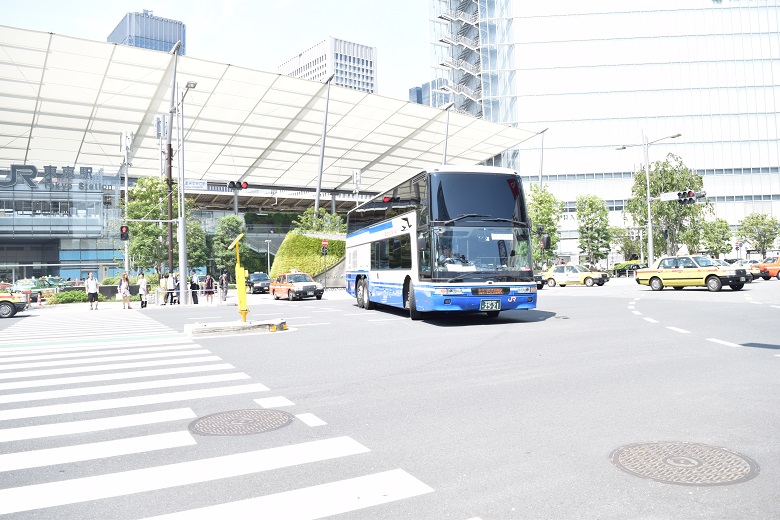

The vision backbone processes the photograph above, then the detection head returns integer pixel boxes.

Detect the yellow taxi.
[11,278,57,303]
[0,291,28,318]
[635,255,749,291]
[543,264,609,287]
[270,270,324,301]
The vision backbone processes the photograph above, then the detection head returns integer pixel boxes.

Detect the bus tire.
[355,279,365,308]
[407,283,422,320]
[360,279,374,310]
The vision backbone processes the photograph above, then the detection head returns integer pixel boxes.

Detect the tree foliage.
[211,215,250,277]
[611,226,642,261]
[699,218,732,258]
[527,184,563,266]
[737,213,779,258]
[292,207,346,234]
[624,154,712,258]
[575,195,611,264]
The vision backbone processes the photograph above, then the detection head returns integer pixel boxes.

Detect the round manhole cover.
[189,409,294,436]
[610,442,759,486]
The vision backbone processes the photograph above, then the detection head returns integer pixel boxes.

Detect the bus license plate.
[480,300,501,311]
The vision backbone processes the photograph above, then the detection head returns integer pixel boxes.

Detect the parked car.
[715,259,752,282]
[246,272,271,294]
[0,291,28,318]
[753,256,780,280]
[635,255,749,291]
[270,270,324,300]
[543,264,609,287]
[613,262,647,277]
[534,273,545,290]
[10,278,57,303]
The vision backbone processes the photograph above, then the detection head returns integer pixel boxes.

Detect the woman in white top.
[119,272,132,309]
[138,273,148,308]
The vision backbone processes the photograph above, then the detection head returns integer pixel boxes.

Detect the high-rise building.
[279,37,377,93]
[108,10,186,55]
[409,78,451,108]
[430,0,780,262]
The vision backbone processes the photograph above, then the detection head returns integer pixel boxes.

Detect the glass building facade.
[429,0,780,262]
[107,10,186,55]
[409,78,451,107]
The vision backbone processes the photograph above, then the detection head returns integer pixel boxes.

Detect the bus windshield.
[431,225,533,282]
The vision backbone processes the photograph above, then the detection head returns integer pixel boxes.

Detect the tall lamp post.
[617,132,682,267]
[537,127,549,187]
[314,73,336,212]
[265,239,271,274]
[166,40,182,273]
[176,80,197,304]
[440,101,455,165]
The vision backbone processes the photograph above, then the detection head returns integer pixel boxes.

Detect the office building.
[108,10,186,55]
[279,37,377,93]
[409,78,451,108]
[429,0,780,262]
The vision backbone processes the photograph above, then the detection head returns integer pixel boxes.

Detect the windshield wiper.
[432,214,491,226]
[481,217,529,226]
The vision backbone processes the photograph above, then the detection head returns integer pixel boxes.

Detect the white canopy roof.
[0,25,537,196]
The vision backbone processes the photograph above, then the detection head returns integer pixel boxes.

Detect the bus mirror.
[541,234,551,250]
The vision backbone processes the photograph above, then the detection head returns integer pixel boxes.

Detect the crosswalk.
[0,307,433,518]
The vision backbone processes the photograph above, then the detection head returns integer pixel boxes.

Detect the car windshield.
[288,274,313,283]
[763,257,778,263]
[574,265,591,273]
[250,274,269,281]
[692,256,716,267]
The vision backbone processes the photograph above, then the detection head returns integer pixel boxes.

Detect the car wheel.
[0,302,15,318]
[316,294,322,300]
[706,276,722,292]
[597,282,604,286]
[776,272,780,281]
[360,279,374,310]
[547,278,556,287]
[673,286,683,291]
[407,282,422,321]
[288,290,295,301]
[762,276,771,280]
[650,277,664,291]
[272,290,279,300]
[559,284,566,287]
[537,283,545,290]
[729,283,744,291]
[584,277,594,287]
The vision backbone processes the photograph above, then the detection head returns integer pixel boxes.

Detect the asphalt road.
[0,277,777,519]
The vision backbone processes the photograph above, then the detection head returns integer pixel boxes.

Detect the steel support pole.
[314,74,335,212]
[643,132,654,267]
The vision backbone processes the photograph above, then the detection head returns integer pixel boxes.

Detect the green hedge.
[51,291,104,304]
[270,234,345,278]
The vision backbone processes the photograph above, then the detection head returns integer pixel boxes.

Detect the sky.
[1,0,433,101]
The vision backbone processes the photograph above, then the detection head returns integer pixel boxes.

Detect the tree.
[186,220,208,269]
[611,226,642,261]
[527,184,564,267]
[737,213,779,258]
[699,218,732,258]
[211,215,250,278]
[576,195,611,264]
[624,153,711,259]
[292,207,346,234]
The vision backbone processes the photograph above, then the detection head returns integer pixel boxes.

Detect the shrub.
[51,290,103,305]
[270,234,345,278]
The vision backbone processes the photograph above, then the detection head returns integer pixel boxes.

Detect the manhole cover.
[610,442,759,486]
[189,409,294,436]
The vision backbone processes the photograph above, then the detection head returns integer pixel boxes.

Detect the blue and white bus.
[345,165,539,320]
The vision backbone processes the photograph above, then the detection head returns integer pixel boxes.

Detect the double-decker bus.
[345,165,540,320]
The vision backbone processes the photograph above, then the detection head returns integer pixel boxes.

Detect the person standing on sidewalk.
[119,272,132,309]
[85,272,100,310]
[219,271,228,302]
[138,273,148,308]
[190,269,199,305]
[166,272,175,304]
[204,274,215,304]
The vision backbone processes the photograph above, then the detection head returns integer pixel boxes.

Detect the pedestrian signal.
[120,225,129,241]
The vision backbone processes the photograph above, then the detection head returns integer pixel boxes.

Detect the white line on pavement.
[0,383,269,422]
[632,311,642,315]
[296,413,327,427]
[368,318,407,322]
[0,349,211,372]
[0,408,197,443]
[666,327,691,334]
[772,305,780,309]
[706,338,741,348]
[643,317,659,323]
[748,301,762,305]
[0,431,196,472]
[0,356,223,381]
[254,396,295,408]
[0,337,193,356]
[187,317,219,319]
[293,323,331,327]
[0,436,370,515]
[0,344,204,364]
[139,469,433,520]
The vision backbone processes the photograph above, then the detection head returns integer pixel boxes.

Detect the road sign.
[183,180,207,192]
[321,239,328,247]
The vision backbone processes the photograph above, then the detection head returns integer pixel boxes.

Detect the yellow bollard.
[228,233,250,322]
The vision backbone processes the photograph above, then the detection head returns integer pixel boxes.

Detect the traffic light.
[228,181,248,190]
[120,225,129,241]
[677,190,696,204]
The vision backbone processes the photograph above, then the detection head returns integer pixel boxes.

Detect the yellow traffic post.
[228,233,249,322]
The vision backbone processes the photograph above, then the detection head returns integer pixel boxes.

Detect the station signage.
[0,164,103,192]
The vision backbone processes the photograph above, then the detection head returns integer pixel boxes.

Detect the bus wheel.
[355,280,365,308]
[360,280,374,310]
[486,311,499,318]
[407,283,422,320]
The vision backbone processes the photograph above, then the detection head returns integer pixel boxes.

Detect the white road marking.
[632,311,642,315]
[0,372,250,404]
[0,383,269,422]
[0,337,194,356]
[666,327,691,334]
[140,469,433,520]
[368,318,407,322]
[748,301,762,305]
[293,323,331,327]
[0,431,196,472]
[0,436,369,515]
[643,318,659,323]
[0,349,211,372]
[255,396,295,408]
[0,363,235,391]
[0,355,223,381]
[343,313,365,316]
[187,317,219,319]
[706,338,741,348]
[0,344,200,364]
[296,413,327,427]
[0,408,197,443]
[772,305,780,309]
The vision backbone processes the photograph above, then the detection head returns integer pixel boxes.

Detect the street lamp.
[265,239,271,274]
[616,132,682,267]
[176,79,197,304]
[440,101,455,165]
[166,40,182,273]
[537,127,549,187]
[314,73,336,212]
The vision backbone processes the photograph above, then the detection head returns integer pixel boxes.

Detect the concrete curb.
[184,319,288,338]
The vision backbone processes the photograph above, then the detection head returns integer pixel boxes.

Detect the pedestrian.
[85,272,100,310]
[160,274,169,305]
[190,271,199,305]
[166,272,175,305]
[204,274,215,304]
[119,272,132,309]
[219,271,228,302]
[173,272,180,304]
[138,273,148,308]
